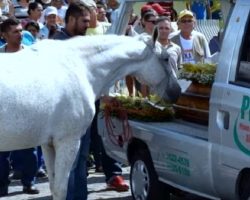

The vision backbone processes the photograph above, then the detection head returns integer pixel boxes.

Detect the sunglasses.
[145,20,156,24]
[180,19,193,24]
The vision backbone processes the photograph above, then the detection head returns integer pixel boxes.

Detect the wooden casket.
[174,82,211,125]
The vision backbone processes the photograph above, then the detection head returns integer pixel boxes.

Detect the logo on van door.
[234,95,250,155]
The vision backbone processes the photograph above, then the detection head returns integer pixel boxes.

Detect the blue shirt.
[0,39,6,47]
[22,31,35,46]
[191,0,206,20]
[53,28,71,40]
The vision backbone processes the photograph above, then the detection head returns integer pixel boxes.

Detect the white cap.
[44,6,58,17]
[79,0,97,9]
[41,0,51,4]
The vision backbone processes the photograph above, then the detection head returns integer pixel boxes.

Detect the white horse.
[0,34,180,199]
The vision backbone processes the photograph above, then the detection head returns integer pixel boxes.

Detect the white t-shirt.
[180,35,195,64]
[86,22,111,35]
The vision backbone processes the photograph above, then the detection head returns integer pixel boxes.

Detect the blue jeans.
[37,146,45,170]
[0,152,10,188]
[11,147,45,175]
[90,120,103,170]
[102,148,123,182]
[0,148,37,188]
[66,100,123,200]
[66,127,91,200]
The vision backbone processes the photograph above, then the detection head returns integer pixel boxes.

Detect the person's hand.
[0,0,4,8]
[125,25,132,35]
[7,0,14,17]
[57,16,64,26]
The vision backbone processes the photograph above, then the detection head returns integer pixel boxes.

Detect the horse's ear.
[152,27,158,46]
[137,33,155,49]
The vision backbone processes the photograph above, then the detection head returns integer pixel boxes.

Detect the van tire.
[130,149,170,200]
[238,170,250,200]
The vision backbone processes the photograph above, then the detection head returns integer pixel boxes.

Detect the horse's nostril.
[167,85,181,103]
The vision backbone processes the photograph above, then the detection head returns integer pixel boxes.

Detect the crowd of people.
[0,0,129,198]
[0,0,221,199]
[125,1,216,97]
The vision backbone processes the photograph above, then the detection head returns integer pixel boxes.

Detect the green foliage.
[102,95,175,122]
[179,63,217,85]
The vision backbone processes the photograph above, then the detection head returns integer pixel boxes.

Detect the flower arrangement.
[101,95,175,122]
[178,63,217,85]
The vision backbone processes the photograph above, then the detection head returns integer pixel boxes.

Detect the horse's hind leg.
[41,144,56,196]
[52,138,80,200]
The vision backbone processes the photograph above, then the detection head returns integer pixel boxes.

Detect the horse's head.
[134,34,181,103]
[49,35,181,103]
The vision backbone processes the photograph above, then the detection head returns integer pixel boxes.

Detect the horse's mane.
[65,35,148,58]
[66,35,131,49]
[30,35,148,60]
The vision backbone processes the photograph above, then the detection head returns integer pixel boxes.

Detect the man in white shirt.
[155,16,182,76]
[39,6,61,39]
[169,9,211,64]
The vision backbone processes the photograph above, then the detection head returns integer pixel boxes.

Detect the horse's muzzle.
[166,84,182,103]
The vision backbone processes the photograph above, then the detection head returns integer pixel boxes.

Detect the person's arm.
[203,36,211,58]
[177,46,182,70]
[205,0,211,19]
[125,76,134,96]
[7,0,15,17]
[186,0,191,10]
[140,84,149,98]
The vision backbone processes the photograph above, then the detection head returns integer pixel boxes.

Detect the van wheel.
[238,170,250,200]
[130,149,170,200]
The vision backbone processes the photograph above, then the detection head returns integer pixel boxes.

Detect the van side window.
[236,16,250,84]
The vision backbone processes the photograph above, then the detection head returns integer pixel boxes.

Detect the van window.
[236,15,250,85]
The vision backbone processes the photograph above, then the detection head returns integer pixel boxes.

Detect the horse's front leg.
[52,137,81,200]
[41,144,56,195]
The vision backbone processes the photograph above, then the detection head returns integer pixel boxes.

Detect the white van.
[99,0,250,199]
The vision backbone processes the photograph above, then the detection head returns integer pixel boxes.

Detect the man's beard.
[73,21,86,36]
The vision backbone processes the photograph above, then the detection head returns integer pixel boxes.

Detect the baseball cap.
[79,0,97,9]
[141,5,152,14]
[151,3,165,16]
[44,6,58,17]
[178,9,194,21]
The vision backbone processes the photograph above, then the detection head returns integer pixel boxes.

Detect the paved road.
[2,167,210,200]
[1,168,132,200]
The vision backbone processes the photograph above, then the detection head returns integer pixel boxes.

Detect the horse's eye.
[164,58,169,62]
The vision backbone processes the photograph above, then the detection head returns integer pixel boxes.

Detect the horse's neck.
[89,58,137,98]
[86,46,146,99]
[65,35,149,100]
